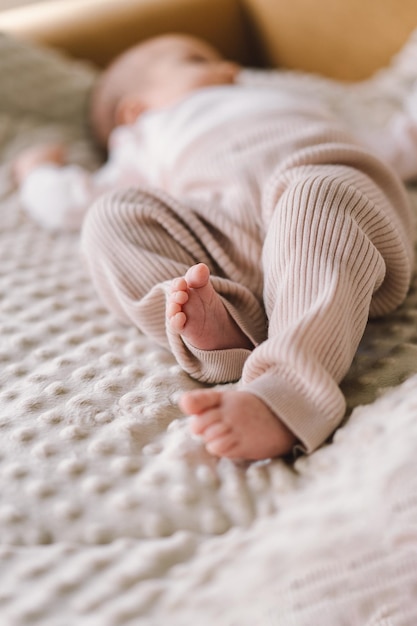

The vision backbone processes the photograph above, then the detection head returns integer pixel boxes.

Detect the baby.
[15,34,415,461]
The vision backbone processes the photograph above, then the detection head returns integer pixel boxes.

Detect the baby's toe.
[171,277,188,292]
[184,263,210,289]
[173,290,189,305]
[205,432,239,457]
[169,311,186,332]
[201,421,231,442]
[180,389,222,415]
[167,301,181,318]
[189,411,219,435]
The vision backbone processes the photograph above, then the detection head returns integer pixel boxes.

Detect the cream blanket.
[1,32,417,625]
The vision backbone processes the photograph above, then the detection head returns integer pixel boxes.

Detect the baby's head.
[90,33,240,146]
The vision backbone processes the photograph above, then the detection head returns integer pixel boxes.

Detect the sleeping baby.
[13,34,415,461]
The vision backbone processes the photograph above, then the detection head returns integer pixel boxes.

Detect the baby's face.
[93,35,240,145]
[138,35,240,109]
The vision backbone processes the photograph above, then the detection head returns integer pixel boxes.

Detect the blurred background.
[0,0,56,9]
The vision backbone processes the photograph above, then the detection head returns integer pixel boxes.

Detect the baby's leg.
[81,186,266,383]
[82,188,195,345]
[237,156,412,456]
[82,187,292,458]
[168,262,295,458]
[180,151,413,460]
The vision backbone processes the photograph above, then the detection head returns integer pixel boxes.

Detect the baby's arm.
[14,143,107,231]
[13,143,67,184]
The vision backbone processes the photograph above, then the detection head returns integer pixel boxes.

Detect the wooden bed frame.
[1,0,417,80]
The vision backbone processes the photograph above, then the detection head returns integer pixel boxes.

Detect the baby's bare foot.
[180,388,297,460]
[167,263,252,351]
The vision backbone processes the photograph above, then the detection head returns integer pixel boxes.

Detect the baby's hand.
[13,143,67,185]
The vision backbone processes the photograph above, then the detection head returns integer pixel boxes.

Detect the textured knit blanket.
[1,31,417,626]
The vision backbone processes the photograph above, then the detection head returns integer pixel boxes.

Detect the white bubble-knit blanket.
[1,31,417,626]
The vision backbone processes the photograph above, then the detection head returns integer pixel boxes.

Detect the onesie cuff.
[240,369,346,453]
[179,337,251,384]
[164,297,252,384]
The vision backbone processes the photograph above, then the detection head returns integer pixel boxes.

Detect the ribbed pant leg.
[240,147,414,453]
[81,186,266,382]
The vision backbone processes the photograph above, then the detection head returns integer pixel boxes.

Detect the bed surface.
[1,29,417,626]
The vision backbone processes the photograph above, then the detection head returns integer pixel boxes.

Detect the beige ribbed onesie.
[81,85,414,452]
